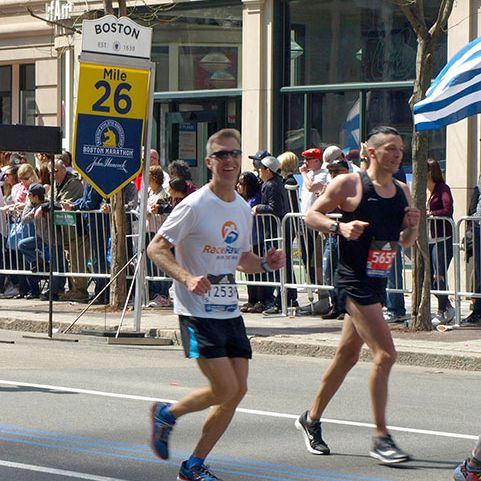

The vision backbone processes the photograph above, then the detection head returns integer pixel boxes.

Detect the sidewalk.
[1,296,481,371]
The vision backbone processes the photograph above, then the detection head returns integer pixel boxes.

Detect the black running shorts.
[336,273,387,314]
[179,315,252,359]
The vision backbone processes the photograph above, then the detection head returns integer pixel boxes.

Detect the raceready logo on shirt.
[202,221,242,256]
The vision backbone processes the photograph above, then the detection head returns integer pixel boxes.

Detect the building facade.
[0,0,479,213]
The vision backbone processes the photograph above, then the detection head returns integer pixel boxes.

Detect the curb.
[2,318,481,371]
[249,336,481,371]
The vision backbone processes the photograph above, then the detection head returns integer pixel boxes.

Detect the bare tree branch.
[429,0,455,38]
[395,0,428,39]
[26,7,81,34]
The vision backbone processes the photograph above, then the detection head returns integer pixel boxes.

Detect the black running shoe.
[295,411,330,455]
[369,433,411,464]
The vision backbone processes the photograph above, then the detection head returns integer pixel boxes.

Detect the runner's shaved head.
[366,126,401,148]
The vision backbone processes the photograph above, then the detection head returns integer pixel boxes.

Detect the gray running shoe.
[295,411,330,455]
[369,433,411,464]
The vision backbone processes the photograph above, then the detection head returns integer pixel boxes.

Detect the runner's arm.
[147,233,211,295]
[237,247,285,274]
[306,174,368,240]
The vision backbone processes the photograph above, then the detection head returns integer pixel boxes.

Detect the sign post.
[71,15,154,334]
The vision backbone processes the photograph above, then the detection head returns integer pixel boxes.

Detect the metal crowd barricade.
[455,216,481,324]
[0,205,467,326]
[236,213,282,289]
[0,208,143,283]
[425,216,459,324]
[280,212,338,316]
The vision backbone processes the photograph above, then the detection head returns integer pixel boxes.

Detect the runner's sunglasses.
[209,149,242,161]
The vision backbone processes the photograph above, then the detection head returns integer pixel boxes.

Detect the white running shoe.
[431,312,444,327]
[444,305,456,324]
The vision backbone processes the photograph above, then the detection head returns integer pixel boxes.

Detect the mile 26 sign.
[73,16,153,197]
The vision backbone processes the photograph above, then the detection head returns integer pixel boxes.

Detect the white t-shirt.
[158,184,252,319]
[300,168,328,214]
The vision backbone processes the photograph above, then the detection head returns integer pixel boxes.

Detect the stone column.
[241,0,274,166]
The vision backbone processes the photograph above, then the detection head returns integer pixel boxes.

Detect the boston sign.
[73,16,153,197]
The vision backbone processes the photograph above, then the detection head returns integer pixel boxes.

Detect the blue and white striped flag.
[413,36,481,131]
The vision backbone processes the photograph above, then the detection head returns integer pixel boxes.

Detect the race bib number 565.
[366,240,398,278]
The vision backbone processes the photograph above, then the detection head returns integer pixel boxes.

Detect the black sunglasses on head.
[210,149,242,161]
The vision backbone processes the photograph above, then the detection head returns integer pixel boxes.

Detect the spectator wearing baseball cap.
[27,183,46,197]
[252,155,291,315]
[299,147,328,214]
[323,144,360,175]
[253,155,281,175]
[323,145,343,164]
[248,150,272,174]
[327,159,349,177]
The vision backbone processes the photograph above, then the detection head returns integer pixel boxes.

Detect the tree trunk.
[409,36,434,330]
[410,131,431,329]
[110,190,127,308]
[103,0,114,15]
[118,0,127,17]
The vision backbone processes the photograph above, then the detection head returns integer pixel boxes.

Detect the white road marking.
[0,379,477,441]
[0,459,131,480]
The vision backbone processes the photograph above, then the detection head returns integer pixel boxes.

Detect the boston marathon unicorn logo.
[222,221,239,244]
[95,119,125,149]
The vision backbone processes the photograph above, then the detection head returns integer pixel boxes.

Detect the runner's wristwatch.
[329,221,340,234]
[261,257,274,273]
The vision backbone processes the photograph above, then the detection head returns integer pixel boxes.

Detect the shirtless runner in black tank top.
[294,126,421,464]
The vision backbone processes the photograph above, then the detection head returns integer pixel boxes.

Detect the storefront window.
[281,0,447,165]
[287,0,447,86]
[141,3,242,92]
[179,46,239,91]
[0,65,12,124]
[20,63,36,125]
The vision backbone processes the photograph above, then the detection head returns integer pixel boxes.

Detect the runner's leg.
[191,357,248,459]
[309,313,363,420]
[345,298,397,436]
[167,357,248,460]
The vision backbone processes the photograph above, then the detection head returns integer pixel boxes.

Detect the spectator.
[13,163,39,207]
[278,151,300,212]
[298,148,327,312]
[237,171,270,313]
[146,165,171,307]
[17,183,48,299]
[47,159,87,302]
[248,150,272,177]
[2,165,18,202]
[323,145,360,175]
[55,151,74,174]
[64,183,110,304]
[134,148,169,192]
[252,155,297,314]
[321,159,349,319]
[465,174,481,324]
[427,158,455,326]
[167,160,198,206]
[384,165,409,322]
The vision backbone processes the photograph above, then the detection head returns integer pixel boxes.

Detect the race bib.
[366,240,398,278]
[203,273,238,313]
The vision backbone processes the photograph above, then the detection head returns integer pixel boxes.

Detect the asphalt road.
[0,329,479,481]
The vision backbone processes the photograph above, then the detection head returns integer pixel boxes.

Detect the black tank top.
[338,170,408,278]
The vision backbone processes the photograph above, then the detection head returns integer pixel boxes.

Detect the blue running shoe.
[150,402,174,459]
[454,460,481,481]
[177,461,223,481]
